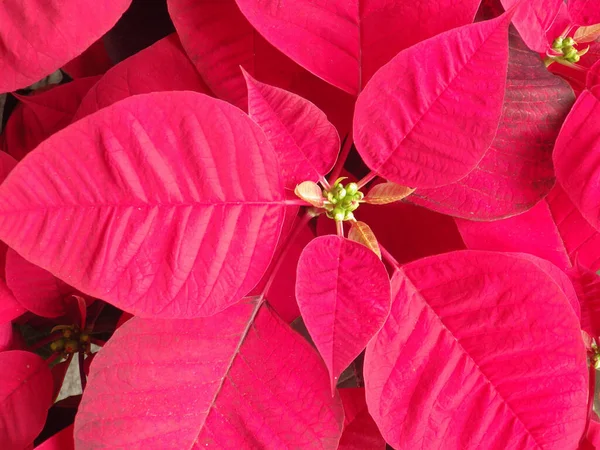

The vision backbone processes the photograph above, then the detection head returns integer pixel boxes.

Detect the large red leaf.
[3,77,100,161]
[62,39,113,79]
[365,251,587,449]
[0,0,131,93]
[354,13,511,188]
[569,0,600,26]
[244,70,340,189]
[167,0,354,134]
[0,350,53,449]
[0,92,286,318]
[554,89,600,231]
[296,236,391,390]
[35,424,74,450]
[500,0,562,52]
[5,248,77,318]
[338,388,386,450]
[235,0,480,95]
[75,298,344,448]
[569,263,600,338]
[74,33,211,120]
[409,27,575,219]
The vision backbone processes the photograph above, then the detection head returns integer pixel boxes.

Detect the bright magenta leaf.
[74,33,211,120]
[5,248,76,318]
[354,12,511,188]
[62,39,113,79]
[582,420,600,449]
[588,59,600,88]
[338,388,386,450]
[3,77,99,161]
[35,424,74,450]
[0,0,131,93]
[0,350,53,449]
[500,0,562,52]
[75,298,344,448]
[296,236,391,391]
[569,0,600,26]
[365,251,587,449]
[244,70,339,189]
[0,92,286,318]
[0,322,24,352]
[235,0,480,94]
[554,89,600,231]
[410,27,574,219]
[167,0,355,134]
[569,263,600,337]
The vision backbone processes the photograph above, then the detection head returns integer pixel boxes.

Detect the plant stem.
[78,352,87,391]
[380,243,400,269]
[329,132,353,184]
[30,332,63,351]
[285,199,312,207]
[336,220,344,237]
[357,171,377,189]
[261,211,313,296]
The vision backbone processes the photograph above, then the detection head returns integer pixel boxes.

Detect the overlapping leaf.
[296,236,391,390]
[569,0,600,26]
[410,27,574,219]
[75,298,344,448]
[354,12,511,188]
[35,424,74,450]
[74,33,210,120]
[0,351,53,449]
[235,0,480,94]
[0,92,286,318]
[244,71,339,189]
[0,0,131,93]
[365,251,587,449]
[500,0,562,52]
[338,388,386,450]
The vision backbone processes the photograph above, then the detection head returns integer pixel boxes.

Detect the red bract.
[296,236,391,391]
[0,0,131,93]
[75,298,344,448]
[354,12,511,188]
[0,350,53,448]
[569,0,600,26]
[35,424,74,450]
[500,0,562,52]
[365,251,587,449]
[0,92,286,318]
[338,388,386,450]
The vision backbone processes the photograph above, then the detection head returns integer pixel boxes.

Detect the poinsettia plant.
[4,0,600,448]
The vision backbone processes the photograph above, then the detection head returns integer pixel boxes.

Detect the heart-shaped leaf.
[569,0,600,26]
[0,0,131,93]
[0,92,286,318]
[354,12,511,188]
[74,298,344,448]
[410,26,575,219]
[365,251,587,449]
[244,70,339,189]
[234,0,480,94]
[74,33,211,120]
[0,350,53,449]
[296,236,391,391]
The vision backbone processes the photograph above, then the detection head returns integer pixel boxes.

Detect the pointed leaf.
[235,0,480,94]
[500,0,562,52]
[0,92,286,318]
[35,424,75,450]
[295,181,326,208]
[74,33,211,120]
[296,236,391,391]
[576,24,600,43]
[244,70,340,189]
[363,182,414,205]
[554,89,600,231]
[75,298,344,448]
[0,350,53,449]
[348,221,381,259]
[354,13,511,188]
[365,251,587,449]
[410,27,575,219]
[338,388,386,450]
[0,0,131,93]
[569,0,600,26]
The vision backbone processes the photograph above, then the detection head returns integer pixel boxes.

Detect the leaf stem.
[261,211,314,296]
[78,352,87,391]
[336,220,344,237]
[285,199,312,207]
[329,132,353,184]
[357,171,377,189]
[30,332,63,351]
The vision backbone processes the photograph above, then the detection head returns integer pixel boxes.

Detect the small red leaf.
[296,236,391,391]
[338,388,386,450]
[569,0,600,26]
[0,350,53,449]
[74,33,211,120]
[354,13,511,188]
[74,298,344,448]
[347,221,381,259]
[244,70,339,189]
[0,92,286,318]
[0,0,131,93]
[410,27,575,219]
[35,424,74,450]
[500,0,562,52]
[554,89,600,231]
[365,251,587,449]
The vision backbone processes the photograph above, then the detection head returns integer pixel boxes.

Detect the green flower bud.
[344,211,355,221]
[564,37,575,47]
[346,183,358,195]
[50,339,65,352]
[64,340,79,353]
[552,37,564,50]
[565,47,578,60]
[348,201,360,212]
[333,208,345,222]
[337,187,347,199]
